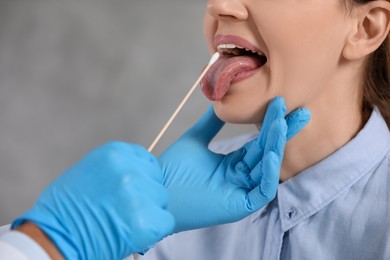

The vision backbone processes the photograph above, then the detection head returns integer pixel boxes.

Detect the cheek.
[256,14,348,104]
[255,4,348,67]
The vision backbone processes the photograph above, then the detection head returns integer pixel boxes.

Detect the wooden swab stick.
[148,52,220,152]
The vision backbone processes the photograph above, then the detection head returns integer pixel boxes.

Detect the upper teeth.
[217,44,264,56]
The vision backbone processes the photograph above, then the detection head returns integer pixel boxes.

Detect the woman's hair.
[345,0,390,127]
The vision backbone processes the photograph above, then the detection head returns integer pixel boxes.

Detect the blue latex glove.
[160,97,310,233]
[12,142,175,259]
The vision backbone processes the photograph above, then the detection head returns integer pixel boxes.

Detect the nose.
[206,0,248,21]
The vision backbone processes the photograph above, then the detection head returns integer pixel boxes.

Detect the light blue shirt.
[140,108,390,260]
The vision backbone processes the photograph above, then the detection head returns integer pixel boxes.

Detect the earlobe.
[342,1,390,61]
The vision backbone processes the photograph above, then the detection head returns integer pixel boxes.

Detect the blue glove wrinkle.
[232,161,257,190]
[248,160,264,185]
[259,151,280,200]
[242,141,263,170]
[234,161,251,173]
[225,155,257,190]
[264,118,288,160]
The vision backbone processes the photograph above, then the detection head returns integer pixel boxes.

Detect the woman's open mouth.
[200,35,267,101]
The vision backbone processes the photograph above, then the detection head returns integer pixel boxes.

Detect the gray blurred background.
[0,0,255,225]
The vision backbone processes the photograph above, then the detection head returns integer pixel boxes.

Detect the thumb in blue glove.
[159,96,310,233]
[12,142,175,259]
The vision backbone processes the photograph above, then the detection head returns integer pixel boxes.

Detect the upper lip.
[214,34,265,56]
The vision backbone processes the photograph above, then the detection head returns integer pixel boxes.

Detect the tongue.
[200,55,264,101]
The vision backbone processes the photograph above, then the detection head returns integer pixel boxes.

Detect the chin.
[213,102,265,124]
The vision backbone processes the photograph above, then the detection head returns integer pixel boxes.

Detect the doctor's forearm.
[15,222,64,260]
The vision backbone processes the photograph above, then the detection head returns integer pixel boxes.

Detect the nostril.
[218,14,238,19]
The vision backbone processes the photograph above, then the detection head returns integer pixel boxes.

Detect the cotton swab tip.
[208,52,220,65]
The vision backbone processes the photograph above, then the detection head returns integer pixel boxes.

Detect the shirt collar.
[277,108,390,231]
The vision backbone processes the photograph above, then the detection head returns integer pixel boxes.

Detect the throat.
[280,105,365,181]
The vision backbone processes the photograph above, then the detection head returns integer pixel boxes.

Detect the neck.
[281,103,363,181]
[280,64,365,181]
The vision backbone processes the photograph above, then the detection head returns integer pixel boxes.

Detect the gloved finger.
[131,204,175,254]
[130,169,170,208]
[149,209,175,240]
[246,151,281,212]
[130,155,164,184]
[257,96,287,149]
[183,105,225,145]
[93,142,165,189]
[122,143,159,163]
[263,117,287,160]
[90,142,163,185]
[242,96,286,170]
[285,107,311,140]
[249,118,287,185]
[99,142,158,164]
[134,184,169,210]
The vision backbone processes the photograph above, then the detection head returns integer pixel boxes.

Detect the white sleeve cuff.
[0,230,50,260]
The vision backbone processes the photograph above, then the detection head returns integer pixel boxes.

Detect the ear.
[343,1,390,61]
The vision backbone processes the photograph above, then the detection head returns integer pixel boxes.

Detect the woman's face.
[203,0,354,123]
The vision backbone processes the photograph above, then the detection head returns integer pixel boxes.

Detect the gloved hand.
[160,97,310,233]
[12,142,175,259]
